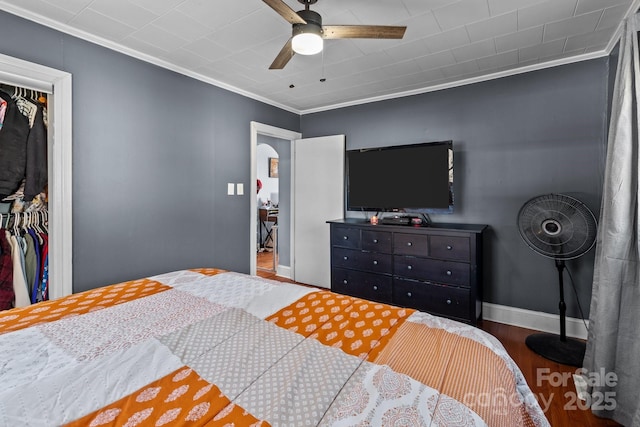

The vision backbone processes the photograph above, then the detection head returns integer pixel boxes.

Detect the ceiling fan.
[263,0,407,69]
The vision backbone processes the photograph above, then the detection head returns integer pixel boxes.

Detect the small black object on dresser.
[328,219,487,325]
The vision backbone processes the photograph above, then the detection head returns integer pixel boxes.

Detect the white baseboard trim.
[482,302,589,340]
[276,265,292,280]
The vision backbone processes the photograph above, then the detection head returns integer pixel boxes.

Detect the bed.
[0,268,550,426]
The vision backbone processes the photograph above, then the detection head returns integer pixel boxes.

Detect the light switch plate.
[237,183,244,195]
[227,183,235,195]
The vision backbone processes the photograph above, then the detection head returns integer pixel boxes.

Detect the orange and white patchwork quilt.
[0,269,550,427]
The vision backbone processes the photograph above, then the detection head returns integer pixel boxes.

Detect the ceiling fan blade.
[263,0,306,24]
[322,25,406,39]
[269,39,295,69]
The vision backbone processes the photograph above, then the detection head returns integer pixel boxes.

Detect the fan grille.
[517,194,597,260]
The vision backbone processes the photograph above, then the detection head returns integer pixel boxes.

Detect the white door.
[293,135,345,288]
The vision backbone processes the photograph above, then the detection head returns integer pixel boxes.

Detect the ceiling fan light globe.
[292,32,323,55]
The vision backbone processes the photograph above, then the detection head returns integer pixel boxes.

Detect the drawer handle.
[373,239,378,243]
[446,299,452,305]
[373,260,378,265]
[343,256,349,261]
[343,236,348,240]
[407,265,413,270]
[407,242,413,246]
[446,270,452,276]
[447,245,453,250]
[407,292,412,297]
[343,279,348,285]
[373,286,378,291]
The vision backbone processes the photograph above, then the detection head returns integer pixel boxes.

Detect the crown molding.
[0,2,300,114]
[299,49,609,114]
[0,1,630,116]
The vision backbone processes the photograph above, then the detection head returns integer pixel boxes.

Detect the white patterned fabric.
[235,338,363,426]
[244,282,318,319]
[190,318,305,400]
[167,272,274,309]
[158,308,262,364]
[0,269,549,427]
[0,327,75,392]
[149,269,206,287]
[38,289,226,361]
[319,362,482,427]
[0,339,183,426]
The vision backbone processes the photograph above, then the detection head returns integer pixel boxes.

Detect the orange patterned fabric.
[189,268,226,276]
[0,278,170,335]
[373,321,536,427]
[65,366,270,427]
[266,290,414,360]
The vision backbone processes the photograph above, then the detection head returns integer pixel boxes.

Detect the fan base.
[525,333,586,367]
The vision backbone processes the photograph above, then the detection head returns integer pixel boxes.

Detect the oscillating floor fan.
[517,194,597,367]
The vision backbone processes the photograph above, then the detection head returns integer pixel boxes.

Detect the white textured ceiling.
[0,0,637,113]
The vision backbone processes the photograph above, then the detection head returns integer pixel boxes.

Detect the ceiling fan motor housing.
[293,9,322,35]
[292,9,323,55]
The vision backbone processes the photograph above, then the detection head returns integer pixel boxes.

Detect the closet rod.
[0,211,48,229]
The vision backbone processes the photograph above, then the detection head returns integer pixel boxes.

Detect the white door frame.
[0,53,73,299]
[250,122,301,277]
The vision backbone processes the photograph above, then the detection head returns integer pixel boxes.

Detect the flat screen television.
[346,140,454,214]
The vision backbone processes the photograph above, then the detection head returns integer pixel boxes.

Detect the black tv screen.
[346,141,453,213]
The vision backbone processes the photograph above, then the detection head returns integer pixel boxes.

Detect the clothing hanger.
[32,212,44,243]
[21,212,29,234]
[41,210,48,233]
[13,213,20,236]
[35,212,44,235]
[29,212,37,233]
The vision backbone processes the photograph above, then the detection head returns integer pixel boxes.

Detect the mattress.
[0,268,550,426]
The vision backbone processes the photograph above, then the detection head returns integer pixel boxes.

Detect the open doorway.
[256,141,279,273]
[250,122,301,278]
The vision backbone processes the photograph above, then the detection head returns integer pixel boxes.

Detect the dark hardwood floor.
[479,320,619,427]
[256,250,276,272]
[255,270,620,427]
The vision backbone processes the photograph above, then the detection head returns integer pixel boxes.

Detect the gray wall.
[0,11,299,292]
[0,9,613,318]
[301,59,610,318]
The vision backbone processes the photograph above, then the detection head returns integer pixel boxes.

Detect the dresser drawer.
[362,230,392,253]
[394,257,470,286]
[332,268,392,302]
[332,247,393,273]
[430,235,470,261]
[394,233,429,256]
[393,278,470,321]
[331,226,361,249]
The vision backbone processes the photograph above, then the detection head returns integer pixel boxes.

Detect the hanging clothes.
[27,228,40,304]
[23,230,37,301]
[24,104,47,201]
[0,82,50,309]
[37,232,48,302]
[6,230,30,307]
[0,230,15,310]
[0,90,30,198]
[0,97,7,128]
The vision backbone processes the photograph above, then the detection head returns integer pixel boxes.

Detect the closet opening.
[0,53,73,308]
[1,84,50,309]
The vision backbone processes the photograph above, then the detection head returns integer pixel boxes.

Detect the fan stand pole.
[525,259,587,367]
[557,259,567,342]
